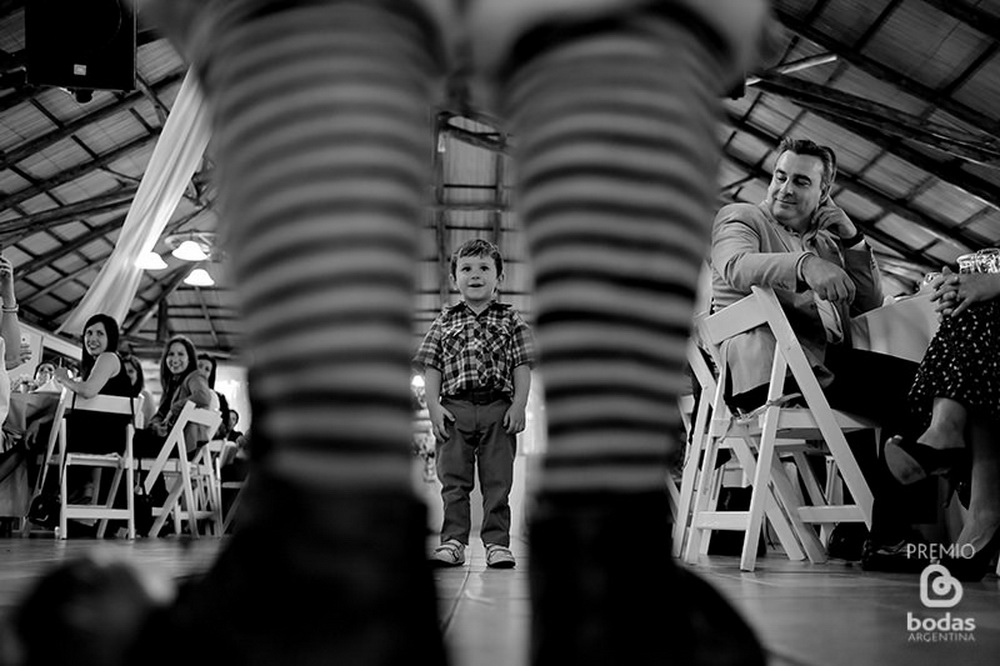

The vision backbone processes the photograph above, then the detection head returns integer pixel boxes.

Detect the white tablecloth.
[850,292,940,363]
[5,391,60,437]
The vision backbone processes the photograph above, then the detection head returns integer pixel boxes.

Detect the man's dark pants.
[729,346,935,545]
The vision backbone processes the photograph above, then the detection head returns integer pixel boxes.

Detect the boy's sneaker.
[485,544,516,569]
[431,539,465,567]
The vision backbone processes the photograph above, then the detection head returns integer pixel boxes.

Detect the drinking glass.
[975,248,1000,274]
[957,253,980,274]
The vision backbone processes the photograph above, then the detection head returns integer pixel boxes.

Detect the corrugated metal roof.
[0,0,997,362]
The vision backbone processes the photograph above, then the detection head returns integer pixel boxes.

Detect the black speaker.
[25,0,136,93]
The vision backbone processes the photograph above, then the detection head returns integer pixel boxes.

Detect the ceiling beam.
[775,8,1000,143]
[491,151,505,247]
[824,113,1000,218]
[23,260,98,304]
[123,266,192,337]
[195,286,221,350]
[12,204,209,321]
[136,73,171,126]
[0,187,136,239]
[438,109,509,154]
[0,82,39,113]
[15,213,129,277]
[38,205,208,327]
[919,0,1000,44]
[165,308,239,319]
[0,70,183,172]
[1,171,208,247]
[0,130,161,213]
[751,72,1000,164]
[431,201,507,212]
[433,121,450,309]
[442,123,509,155]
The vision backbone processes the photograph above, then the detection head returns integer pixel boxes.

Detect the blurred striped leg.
[503,13,726,497]
[197,0,438,492]
[499,12,768,666]
[154,3,450,664]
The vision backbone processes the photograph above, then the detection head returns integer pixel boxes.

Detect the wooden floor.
[0,533,996,665]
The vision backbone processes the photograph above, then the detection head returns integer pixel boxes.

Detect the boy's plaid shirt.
[413,300,535,397]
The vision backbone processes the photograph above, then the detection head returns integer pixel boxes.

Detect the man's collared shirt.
[414,300,535,398]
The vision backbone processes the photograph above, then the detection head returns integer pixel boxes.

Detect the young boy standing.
[414,238,535,569]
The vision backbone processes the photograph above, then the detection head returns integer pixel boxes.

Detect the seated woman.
[133,335,214,459]
[52,314,134,504]
[196,352,230,440]
[122,356,156,429]
[225,410,244,442]
[884,266,1000,581]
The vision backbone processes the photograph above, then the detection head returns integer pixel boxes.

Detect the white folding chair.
[141,401,223,538]
[674,338,807,564]
[685,286,879,571]
[59,395,139,539]
[24,390,139,539]
[210,439,248,533]
[23,389,138,539]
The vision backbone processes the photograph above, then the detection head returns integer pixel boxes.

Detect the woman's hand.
[25,420,42,448]
[932,270,1000,317]
[53,366,72,384]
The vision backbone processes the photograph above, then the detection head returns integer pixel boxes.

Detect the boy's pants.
[436,396,516,548]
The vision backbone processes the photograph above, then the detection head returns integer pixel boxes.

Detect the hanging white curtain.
[58,69,212,336]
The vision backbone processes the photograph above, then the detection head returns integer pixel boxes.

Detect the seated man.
[709,136,933,567]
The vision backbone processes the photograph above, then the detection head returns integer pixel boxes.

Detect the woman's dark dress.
[908,300,1000,429]
[65,352,135,455]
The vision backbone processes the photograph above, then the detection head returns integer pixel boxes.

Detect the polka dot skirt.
[908,300,1000,430]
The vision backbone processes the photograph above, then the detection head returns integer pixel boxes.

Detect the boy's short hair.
[450,238,503,278]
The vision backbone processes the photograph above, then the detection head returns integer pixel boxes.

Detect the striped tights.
[169,1,737,663]
[195,0,723,502]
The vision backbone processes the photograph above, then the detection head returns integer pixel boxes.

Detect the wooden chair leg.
[674,394,712,557]
[741,407,781,572]
[730,442,805,562]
